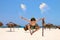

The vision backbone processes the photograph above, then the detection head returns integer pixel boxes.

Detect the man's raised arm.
[36,18,45,22]
[20,16,30,22]
[36,18,42,22]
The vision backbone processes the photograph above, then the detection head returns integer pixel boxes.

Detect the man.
[20,16,42,35]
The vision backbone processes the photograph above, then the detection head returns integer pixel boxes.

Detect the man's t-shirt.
[30,24,39,30]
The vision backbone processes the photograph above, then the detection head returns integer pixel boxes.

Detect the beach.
[0,28,60,40]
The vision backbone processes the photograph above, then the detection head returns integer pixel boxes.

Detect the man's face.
[30,21,36,24]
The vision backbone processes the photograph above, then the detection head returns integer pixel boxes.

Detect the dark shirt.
[30,24,39,30]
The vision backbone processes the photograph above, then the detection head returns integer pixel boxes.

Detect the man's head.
[30,18,36,25]
[30,18,36,21]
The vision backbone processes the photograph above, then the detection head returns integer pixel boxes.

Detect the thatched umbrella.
[13,23,20,30]
[42,18,54,29]
[41,18,54,36]
[44,24,54,29]
[56,26,60,29]
[0,22,3,27]
[6,22,15,32]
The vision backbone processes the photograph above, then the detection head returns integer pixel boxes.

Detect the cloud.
[39,3,50,13]
[20,4,26,11]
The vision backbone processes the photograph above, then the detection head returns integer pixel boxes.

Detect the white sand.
[0,28,60,40]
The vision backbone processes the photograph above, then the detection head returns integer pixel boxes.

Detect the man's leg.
[31,26,40,35]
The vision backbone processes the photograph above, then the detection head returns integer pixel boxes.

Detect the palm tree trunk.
[42,18,45,36]
[42,26,44,36]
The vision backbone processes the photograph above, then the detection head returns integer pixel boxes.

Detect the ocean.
[0,26,25,28]
[0,26,42,28]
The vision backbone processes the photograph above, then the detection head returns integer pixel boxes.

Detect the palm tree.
[6,22,15,32]
[0,22,3,27]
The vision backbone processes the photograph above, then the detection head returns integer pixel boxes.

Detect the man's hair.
[30,18,36,21]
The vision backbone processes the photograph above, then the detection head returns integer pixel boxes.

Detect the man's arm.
[20,16,30,22]
[32,26,40,34]
[27,24,32,35]
[36,18,42,22]
[36,18,45,22]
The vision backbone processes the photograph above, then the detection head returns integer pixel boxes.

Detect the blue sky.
[0,0,60,26]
